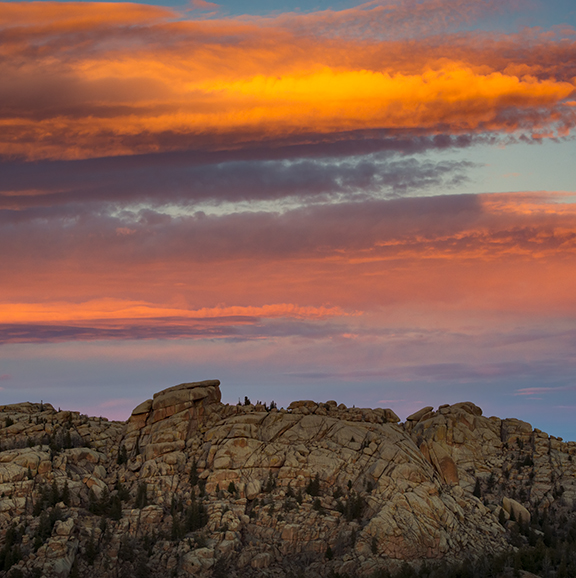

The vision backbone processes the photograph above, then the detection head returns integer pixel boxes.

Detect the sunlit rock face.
[125,379,222,461]
[1,382,575,577]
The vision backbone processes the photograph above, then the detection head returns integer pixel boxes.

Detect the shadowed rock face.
[0,383,575,578]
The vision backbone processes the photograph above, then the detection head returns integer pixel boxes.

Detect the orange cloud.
[0,301,352,324]
[0,1,172,27]
[0,2,574,160]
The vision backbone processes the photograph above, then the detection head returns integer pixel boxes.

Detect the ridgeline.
[1,380,575,578]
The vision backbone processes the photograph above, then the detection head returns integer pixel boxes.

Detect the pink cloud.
[188,0,219,9]
[0,374,11,380]
[515,385,576,396]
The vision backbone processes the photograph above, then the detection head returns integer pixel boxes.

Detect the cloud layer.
[1,0,576,436]
[0,1,574,160]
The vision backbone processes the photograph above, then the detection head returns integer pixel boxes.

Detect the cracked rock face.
[1,384,575,577]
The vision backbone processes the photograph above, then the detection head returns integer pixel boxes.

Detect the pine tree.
[135,482,148,509]
[189,458,199,487]
[473,477,482,498]
[306,473,320,496]
[62,480,70,506]
[117,445,128,465]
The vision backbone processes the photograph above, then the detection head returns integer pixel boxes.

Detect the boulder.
[502,497,531,524]
[407,406,434,422]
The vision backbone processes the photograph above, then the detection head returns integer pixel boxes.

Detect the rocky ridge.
[1,380,575,578]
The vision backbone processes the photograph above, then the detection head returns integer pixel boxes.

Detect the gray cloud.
[0,145,477,211]
[0,317,350,345]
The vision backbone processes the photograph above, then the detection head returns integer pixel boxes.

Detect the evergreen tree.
[473,477,482,498]
[306,473,321,496]
[135,482,148,509]
[189,457,199,487]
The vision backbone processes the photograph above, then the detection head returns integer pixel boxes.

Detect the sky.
[1,0,576,440]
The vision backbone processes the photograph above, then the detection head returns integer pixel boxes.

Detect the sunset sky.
[1,0,576,439]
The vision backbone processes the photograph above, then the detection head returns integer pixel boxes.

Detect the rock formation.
[0,381,575,577]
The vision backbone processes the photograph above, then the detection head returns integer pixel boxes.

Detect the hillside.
[1,380,575,578]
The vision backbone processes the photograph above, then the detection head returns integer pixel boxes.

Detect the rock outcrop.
[0,383,575,577]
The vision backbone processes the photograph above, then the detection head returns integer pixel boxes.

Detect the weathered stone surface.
[407,406,434,422]
[131,398,152,416]
[503,497,531,524]
[0,383,575,578]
